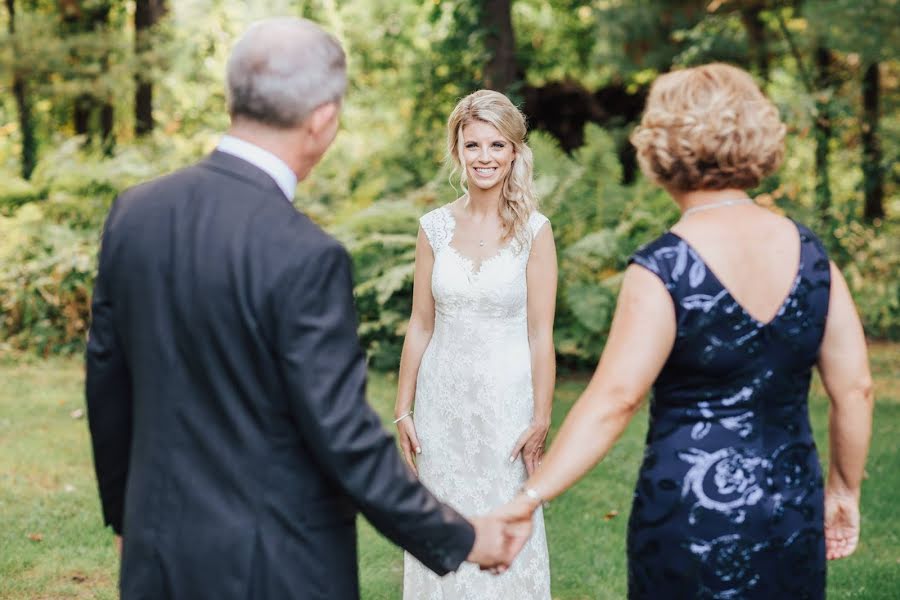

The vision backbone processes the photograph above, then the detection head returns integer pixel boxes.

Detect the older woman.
[501,63,873,599]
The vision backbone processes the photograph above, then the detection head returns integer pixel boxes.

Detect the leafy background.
[0,0,897,366]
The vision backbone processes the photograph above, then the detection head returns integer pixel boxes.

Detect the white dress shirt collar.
[216,135,297,201]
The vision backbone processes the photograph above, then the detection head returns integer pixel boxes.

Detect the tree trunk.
[481,0,517,93]
[740,4,769,86]
[813,45,833,229]
[134,0,166,136]
[862,62,884,221]
[6,0,37,179]
[100,100,114,156]
[74,94,92,135]
[62,0,113,149]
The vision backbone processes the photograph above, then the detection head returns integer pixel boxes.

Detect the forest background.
[0,0,897,366]
[0,1,898,598]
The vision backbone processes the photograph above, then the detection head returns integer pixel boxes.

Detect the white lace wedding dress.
[403,205,552,599]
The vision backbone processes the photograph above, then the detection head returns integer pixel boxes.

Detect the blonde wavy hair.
[630,63,786,192]
[447,90,537,245]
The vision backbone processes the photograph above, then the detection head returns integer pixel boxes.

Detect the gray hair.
[226,17,347,128]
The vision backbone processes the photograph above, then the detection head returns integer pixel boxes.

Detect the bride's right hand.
[396,416,422,476]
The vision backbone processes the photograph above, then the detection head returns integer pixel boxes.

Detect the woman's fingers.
[509,428,531,463]
[824,494,860,560]
[520,434,545,475]
[825,532,857,560]
[399,437,417,475]
[405,422,422,456]
[397,421,421,476]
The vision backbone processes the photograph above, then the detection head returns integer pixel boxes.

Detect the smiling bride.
[393,90,556,599]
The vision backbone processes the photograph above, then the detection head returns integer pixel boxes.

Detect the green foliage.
[0,204,96,356]
[832,219,900,339]
[333,199,424,371]
[0,0,896,362]
[532,125,677,365]
[0,177,42,215]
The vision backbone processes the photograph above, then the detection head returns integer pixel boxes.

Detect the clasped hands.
[465,500,535,573]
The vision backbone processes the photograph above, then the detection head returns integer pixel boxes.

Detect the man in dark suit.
[86,17,526,599]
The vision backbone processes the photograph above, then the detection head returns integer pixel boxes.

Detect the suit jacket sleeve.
[85,199,132,535]
[274,241,475,575]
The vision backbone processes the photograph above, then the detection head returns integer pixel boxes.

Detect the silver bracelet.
[392,411,413,424]
[521,486,549,508]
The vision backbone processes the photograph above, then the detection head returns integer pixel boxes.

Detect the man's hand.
[115,535,123,556]
[466,508,534,573]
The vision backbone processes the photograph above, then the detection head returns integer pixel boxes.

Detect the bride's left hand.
[510,421,550,475]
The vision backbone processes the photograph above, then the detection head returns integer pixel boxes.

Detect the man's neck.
[226,122,313,181]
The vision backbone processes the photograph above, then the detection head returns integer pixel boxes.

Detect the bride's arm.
[512,224,558,475]
[394,227,437,474]
[510,264,676,510]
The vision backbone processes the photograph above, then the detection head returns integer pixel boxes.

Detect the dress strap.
[419,206,455,252]
[528,211,549,239]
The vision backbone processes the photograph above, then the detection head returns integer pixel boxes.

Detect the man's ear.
[305,102,340,139]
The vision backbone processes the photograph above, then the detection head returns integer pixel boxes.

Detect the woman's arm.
[508,264,676,511]
[393,228,437,475]
[818,262,874,560]
[510,224,558,474]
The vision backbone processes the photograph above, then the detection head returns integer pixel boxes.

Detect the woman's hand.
[396,415,422,476]
[825,487,861,560]
[510,421,550,475]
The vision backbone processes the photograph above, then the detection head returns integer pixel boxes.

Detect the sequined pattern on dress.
[625,221,831,600]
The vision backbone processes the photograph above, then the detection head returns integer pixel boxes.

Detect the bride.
[393,89,556,598]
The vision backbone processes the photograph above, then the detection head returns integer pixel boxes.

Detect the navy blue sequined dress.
[626,221,831,600]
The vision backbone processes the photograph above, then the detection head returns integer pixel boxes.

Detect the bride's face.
[461,120,516,192]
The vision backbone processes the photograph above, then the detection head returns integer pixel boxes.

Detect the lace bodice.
[420,205,549,321]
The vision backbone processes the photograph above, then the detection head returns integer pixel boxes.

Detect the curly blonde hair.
[630,63,786,192]
[447,90,537,245]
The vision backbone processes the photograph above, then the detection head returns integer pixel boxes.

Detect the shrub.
[0,204,96,356]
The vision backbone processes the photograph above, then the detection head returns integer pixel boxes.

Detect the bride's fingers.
[405,424,423,457]
[398,435,418,475]
[523,443,543,475]
[509,427,536,464]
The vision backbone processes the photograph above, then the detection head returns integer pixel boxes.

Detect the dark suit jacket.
[85,150,475,599]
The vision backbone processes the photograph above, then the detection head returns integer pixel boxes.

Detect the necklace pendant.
[479,240,485,247]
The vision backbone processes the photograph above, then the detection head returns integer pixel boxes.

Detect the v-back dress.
[626,220,832,599]
[402,205,552,599]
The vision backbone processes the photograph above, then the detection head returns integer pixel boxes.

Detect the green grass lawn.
[1,345,898,599]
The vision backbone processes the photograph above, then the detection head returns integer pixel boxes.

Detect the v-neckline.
[665,220,805,328]
[442,205,512,277]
